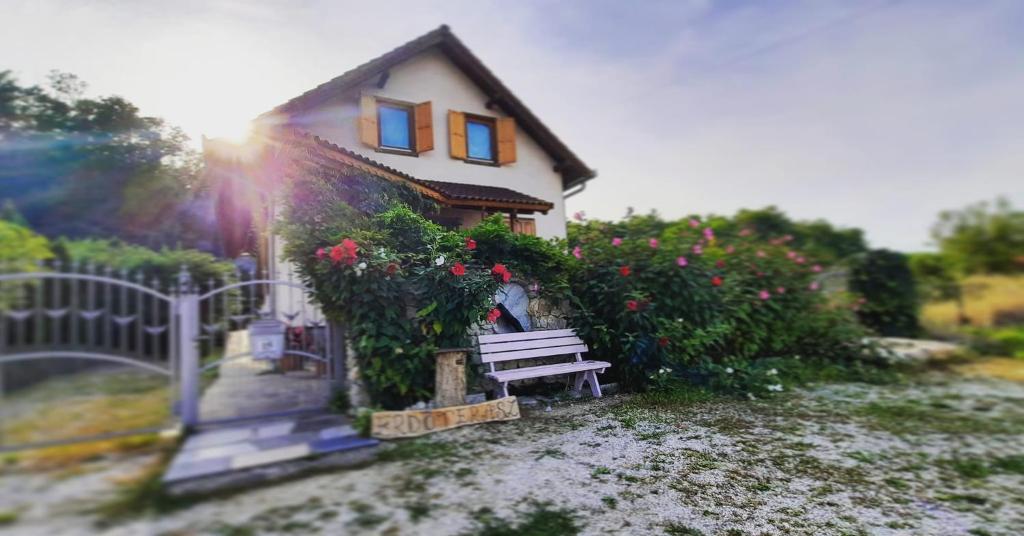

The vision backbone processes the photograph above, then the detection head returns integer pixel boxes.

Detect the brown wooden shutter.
[448,110,466,159]
[496,117,517,165]
[358,95,378,148]
[414,101,433,153]
[516,219,536,236]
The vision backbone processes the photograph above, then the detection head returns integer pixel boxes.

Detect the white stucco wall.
[286,49,568,239]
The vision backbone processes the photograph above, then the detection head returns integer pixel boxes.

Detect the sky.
[3,0,1022,252]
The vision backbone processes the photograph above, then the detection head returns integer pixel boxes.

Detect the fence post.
[177,270,201,429]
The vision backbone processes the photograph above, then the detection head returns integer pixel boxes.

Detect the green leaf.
[416,301,438,318]
[432,320,443,335]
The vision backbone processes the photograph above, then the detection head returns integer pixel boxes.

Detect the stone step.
[163,413,378,496]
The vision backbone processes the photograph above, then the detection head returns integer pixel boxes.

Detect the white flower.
[665,368,672,373]
[767,384,783,392]
[767,368,778,376]
[747,392,757,401]
[376,247,387,258]
[434,255,445,266]
[394,347,404,355]
[725,367,734,374]
[357,262,368,270]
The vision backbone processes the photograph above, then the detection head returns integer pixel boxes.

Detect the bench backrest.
[477,328,588,364]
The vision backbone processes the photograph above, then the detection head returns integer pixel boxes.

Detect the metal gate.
[0,261,341,450]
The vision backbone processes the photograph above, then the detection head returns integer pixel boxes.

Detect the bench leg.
[573,372,586,393]
[496,382,509,399]
[586,370,602,398]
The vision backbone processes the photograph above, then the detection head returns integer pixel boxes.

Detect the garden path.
[198,331,332,422]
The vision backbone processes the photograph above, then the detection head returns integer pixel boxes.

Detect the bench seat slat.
[479,343,589,363]
[486,360,610,383]
[480,336,585,354]
[477,328,576,344]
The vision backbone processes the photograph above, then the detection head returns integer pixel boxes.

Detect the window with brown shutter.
[449,111,516,166]
[358,95,433,155]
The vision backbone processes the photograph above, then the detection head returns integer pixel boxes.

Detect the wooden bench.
[477,328,611,398]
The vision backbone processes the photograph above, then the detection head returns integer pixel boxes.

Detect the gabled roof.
[270,129,554,214]
[261,25,596,190]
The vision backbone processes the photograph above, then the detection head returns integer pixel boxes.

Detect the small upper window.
[466,117,495,162]
[378,103,412,150]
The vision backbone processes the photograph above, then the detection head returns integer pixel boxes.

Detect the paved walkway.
[163,413,377,486]
[199,331,333,422]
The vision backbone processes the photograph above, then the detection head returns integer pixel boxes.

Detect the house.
[207,25,595,296]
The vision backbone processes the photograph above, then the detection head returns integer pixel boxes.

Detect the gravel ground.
[2,367,1023,536]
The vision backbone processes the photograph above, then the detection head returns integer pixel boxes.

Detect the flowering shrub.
[848,249,920,337]
[567,214,874,393]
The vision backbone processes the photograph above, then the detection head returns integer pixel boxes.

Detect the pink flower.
[648,238,659,249]
[796,257,806,264]
[783,234,794,242]
[759,290,771,300]
[739,228,752,237]
[626,300,639,312]
[776,286,786,294]
[756,250,767,258]
[811,264,823,273]
[689,218,700,228]
[692,244,703,255]
[329,246,343,264]
[786,251,797,259]
[809,281,820,291]
[611,237,623,247]
[725,245,735,254]
[572,246,582,259]
[703,227,715,240]
[315,247,325,260]
[676,256,688,267]
[573,211,586,222]
[715,259,726,268]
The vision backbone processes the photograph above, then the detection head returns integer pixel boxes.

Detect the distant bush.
[55,238,235,287]
[0,220,53,271]
[848,249,920,337]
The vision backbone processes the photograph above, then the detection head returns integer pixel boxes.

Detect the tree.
[931,197,1024,275]
[0,70,209,248]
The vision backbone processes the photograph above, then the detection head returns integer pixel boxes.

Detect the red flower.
[619,265,631,277]
[486,307,502,323]
[715,259,726,268]
[465,237,477,250]
[491,263,512,283]
[329,245,343,263]
[330,238,358,265]
[658,336,670,348]
[450,262,466,276]
[711,276,723,287]
[315,247,325,260]
[385,262,399,275]
[626,300,639,311]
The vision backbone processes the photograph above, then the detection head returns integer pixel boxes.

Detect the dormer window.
[358,95,433,155]
[378,103,413,151]
[465,116,495,162]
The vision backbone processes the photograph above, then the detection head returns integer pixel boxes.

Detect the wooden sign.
[371,396,520,439]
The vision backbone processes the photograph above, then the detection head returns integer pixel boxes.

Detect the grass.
[377,438,459,463]
[853,399,1024,436]
[0,511,18,526]
[664,523,706,535]
[463,501,579,536]
[1,368,172,470]
[922,274,1024,331]
[922,274,1024,357]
